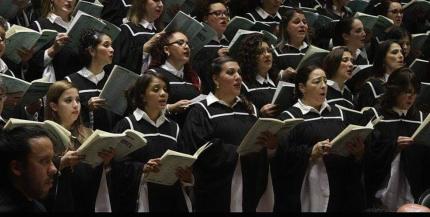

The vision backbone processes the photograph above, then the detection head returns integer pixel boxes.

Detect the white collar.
[133,108,167,128]
[330,5,345,17]
[212,34,228,44]
[355,48,368,60]
[0,59,8,74]
[294,99,331,115]
[0,116,5,124]
[47,13,70,29]
[392,107,408,117]
[256,74,275,86]
[206,92,241,107]
[139,19,156,31]
[383,73,390,83]
[286,41,308,52]
[327,79,347,94]
[77,67,105,85]
[161,61,184,79]
[256,7,281,20]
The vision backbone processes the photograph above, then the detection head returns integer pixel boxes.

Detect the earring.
[216,84,220,89]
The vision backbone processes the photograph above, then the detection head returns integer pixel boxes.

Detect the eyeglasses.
[388,9,403,14]
[208,10,230,17]
[166,39,191,48]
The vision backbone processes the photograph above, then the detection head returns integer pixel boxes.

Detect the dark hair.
[372,40,400,78]
[149,31,200,90]
[0,126,52,184]
[232,33,272,83]
[210,56,255,115]
[125,70,170,115]
[322,46,352,79]
[295,65,322,99]
[373,0,401,17]
[385,26,410,42]
[193,0,227,21]
[380,67,419,115]
[79,29,109,67]
[277,8,307,51]
[333,17,357,46]
[0,16,7,31]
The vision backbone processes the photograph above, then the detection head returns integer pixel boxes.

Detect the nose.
[109,46,114,53]
[49,161,58,176]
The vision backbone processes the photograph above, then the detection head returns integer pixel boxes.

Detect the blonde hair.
[127,0,164,28]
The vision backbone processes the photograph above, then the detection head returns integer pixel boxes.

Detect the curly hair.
[231,33,272,84]
[149,31,200,90]
[79,29,108,67]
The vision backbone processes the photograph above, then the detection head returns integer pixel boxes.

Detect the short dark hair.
[295,65,322,99]
[323,46,352,79]
[0,126,52,184]
[125,70,170,115]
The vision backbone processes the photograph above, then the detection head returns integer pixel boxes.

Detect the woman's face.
[335,51,354,81]
[385,43,404,74]
[164,32,190,66]
[143,77,168,113]
[386,2,403,26]
[395,87,416,110]
[52,0,75,16]
[344,19,366,49]
[256,42,273,75]
[213,61,242,98]
[398,35,411,58]
[299,68,327,108]
[50,88,80,128]
[144,0,164,22]
[205,3,229,35]
[0,26,5,58]
[287,12,308,43]
[91,34,114,66]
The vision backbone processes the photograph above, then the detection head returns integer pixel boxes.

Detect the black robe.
[243,9,281,35]
[65,72,121,132]
[241,80,276,113]
[180,98,270,211]
[112,22,156,74]
[357,78,385,110]
[150,67,200,128]
[326,85,355,109]
[363,107,430,208]
[0,183,46,212]
[192,39,229,95]
[42,130,105,212]
[27,18,82,82]
[110,113,189,212]
[273,105,366,212]
[100,0,132,27]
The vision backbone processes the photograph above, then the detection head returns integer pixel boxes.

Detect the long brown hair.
[45,80,90,145]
